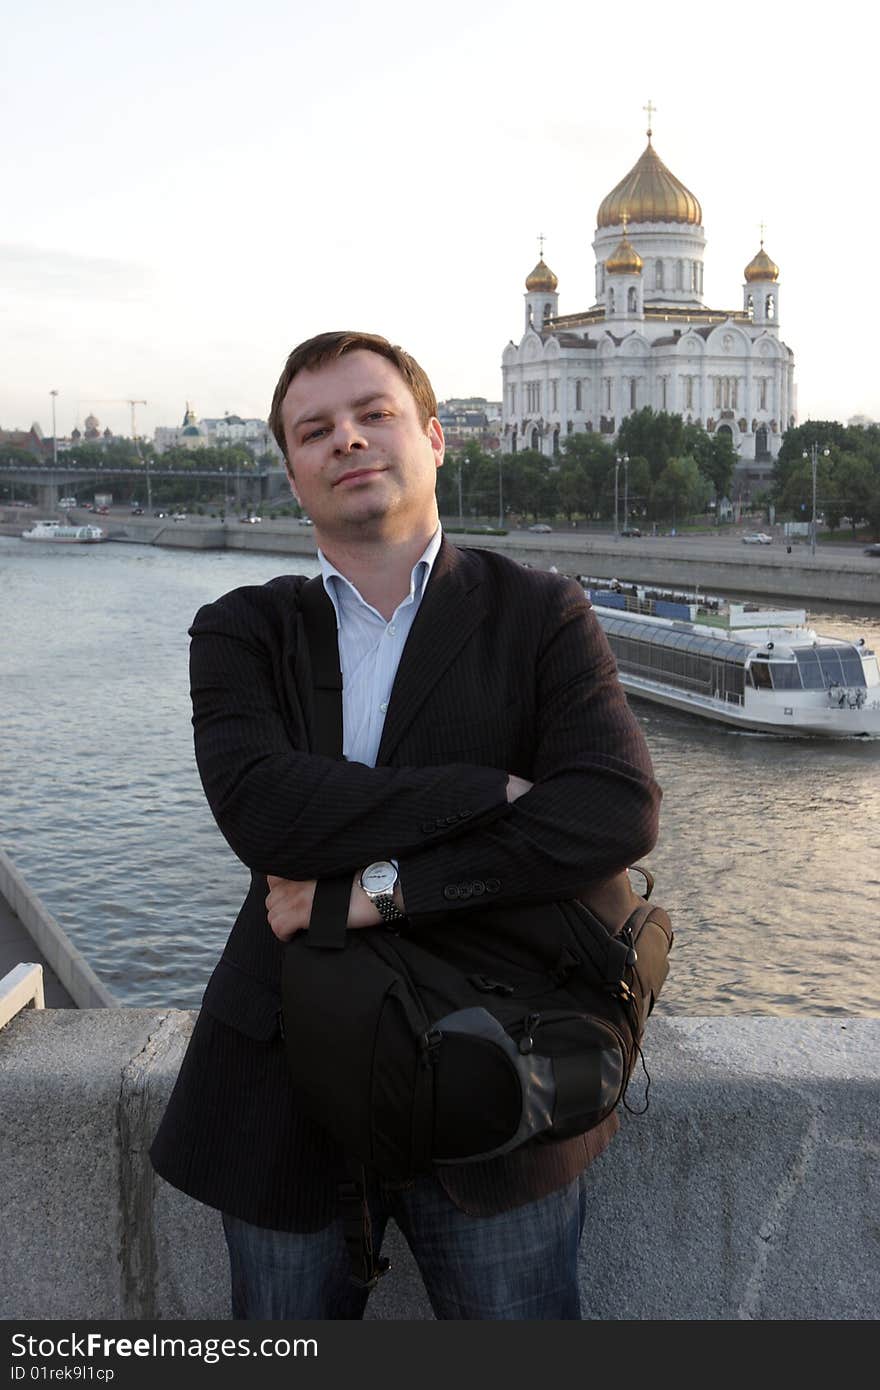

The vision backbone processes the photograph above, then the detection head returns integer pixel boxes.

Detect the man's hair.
[268,331,438,461]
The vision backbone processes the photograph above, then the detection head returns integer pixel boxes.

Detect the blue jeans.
[223,1172,588,1320]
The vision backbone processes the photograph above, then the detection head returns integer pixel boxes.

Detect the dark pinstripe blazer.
[150,538,661,1229]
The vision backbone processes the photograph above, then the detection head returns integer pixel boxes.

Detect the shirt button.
[379,701,388,713]
[387,623,397,636]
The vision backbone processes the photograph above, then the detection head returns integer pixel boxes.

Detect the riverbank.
[5,509,876,606]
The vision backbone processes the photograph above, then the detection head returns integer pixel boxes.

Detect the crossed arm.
[265,774,534,940]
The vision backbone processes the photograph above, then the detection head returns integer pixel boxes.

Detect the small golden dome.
[744,243,779,283]
[597,137,702,228]
[525,257,558,292]
[606,230,643,276]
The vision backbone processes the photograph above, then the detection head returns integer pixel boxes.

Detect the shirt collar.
[318,526,442,625]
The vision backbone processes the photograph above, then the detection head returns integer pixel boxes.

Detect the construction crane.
[77,398,151,507]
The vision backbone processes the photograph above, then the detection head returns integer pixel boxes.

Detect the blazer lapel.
[376,538,487,765]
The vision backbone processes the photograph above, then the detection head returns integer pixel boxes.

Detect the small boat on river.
[21,520,107,544]
[580,577,880,738]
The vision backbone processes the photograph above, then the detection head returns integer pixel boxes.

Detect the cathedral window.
[526,382,542,413]
[714,378,722,410]
[510,384,516,413]
[746,294,754,321]
[759,378,768,411]
[766,294,775,321]
[629,378,637,410]
[627,287,638,313]
[550,379,558,411]
[731,378,738,410]
[608,288,616,314]
[543,302,552,325]
[675,260,684,290]
[604,378,612,411]
[575,379,582,411]
[684,376,694,409]
[655,259,664,289]
[660,377,668,409]
[690,262,698,292]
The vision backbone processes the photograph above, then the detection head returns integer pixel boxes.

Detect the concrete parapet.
[0,848,116,1009]
[0,1009,876,1321]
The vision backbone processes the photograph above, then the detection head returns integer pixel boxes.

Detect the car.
[863,543,880,557]
[239,514,262,524]
[620,526,642,537]
[528,523,553,533]
[171,512,187,521]
[742,532,772,545]
[296,516,314,526]
[153,510,167,518]
[130,505,144,516]
[95,505,109,515]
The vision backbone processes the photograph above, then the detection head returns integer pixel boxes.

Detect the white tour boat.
[581,578,880,738]
[21,519,107,544]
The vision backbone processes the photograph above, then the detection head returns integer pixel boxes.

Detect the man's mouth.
[334,467,385,487]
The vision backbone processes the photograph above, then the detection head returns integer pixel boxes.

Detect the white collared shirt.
[318,527,442,767]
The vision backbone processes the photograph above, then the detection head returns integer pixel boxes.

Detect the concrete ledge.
[0,1010,876,1320]
[0,848,116,1008]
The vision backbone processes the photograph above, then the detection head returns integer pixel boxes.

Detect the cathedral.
[501,117,795,497]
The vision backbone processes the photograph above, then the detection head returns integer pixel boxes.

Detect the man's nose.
[332,419,367,453]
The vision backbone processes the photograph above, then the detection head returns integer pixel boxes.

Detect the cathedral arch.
[627,286,638,313]
[530,427,540,451]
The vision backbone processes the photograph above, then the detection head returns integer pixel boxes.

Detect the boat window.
[769,662,802,690]
[817,649,845,687]
[840,652,866,685]
[794,650,824,689]
[750,661,773,689]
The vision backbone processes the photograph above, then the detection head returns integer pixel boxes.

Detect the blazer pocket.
[201,956,282,1041]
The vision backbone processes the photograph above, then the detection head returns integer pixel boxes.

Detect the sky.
[1,0,875,440]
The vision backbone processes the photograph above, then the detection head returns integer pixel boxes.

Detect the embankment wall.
[1,1009,875,1320]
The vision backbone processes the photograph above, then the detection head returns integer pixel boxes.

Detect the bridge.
[0,460,290,510]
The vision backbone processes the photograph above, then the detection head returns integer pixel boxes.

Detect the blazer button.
[471,880,486,896]
[458,883,472,899]
[420,822,436,834]
[443,885,460,900]
[486,878,501,893]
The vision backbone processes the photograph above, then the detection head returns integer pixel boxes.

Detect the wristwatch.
[360,860,405,925]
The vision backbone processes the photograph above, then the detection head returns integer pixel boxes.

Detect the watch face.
[362,861,397,895]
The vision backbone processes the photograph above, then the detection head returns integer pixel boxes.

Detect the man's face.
[280,350,444,544]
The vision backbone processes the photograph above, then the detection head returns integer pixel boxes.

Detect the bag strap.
[294,575,391,1290]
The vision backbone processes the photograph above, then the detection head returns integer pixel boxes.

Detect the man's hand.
[266,872,391,940]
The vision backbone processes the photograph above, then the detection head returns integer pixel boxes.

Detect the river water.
[2,534,878,1015]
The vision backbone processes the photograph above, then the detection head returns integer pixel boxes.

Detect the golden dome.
[597,137,702,228]
[606,229,643,276]
[525,257,558,292]
[744,243,779,283]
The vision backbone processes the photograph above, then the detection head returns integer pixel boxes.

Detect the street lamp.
[802,443,830,558]
[614,453,629,537]
[49,390,59,466]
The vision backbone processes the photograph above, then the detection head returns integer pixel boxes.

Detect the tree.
[652,455,711,524]
[616,407,685,482]
[558,433,615,518]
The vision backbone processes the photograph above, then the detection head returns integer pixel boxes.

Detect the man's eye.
[365,411,390,421]
[302,427,328,442]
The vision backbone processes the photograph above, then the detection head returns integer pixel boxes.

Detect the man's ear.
[428,417,445,471]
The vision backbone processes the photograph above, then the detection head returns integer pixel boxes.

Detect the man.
[150,330,661,1320]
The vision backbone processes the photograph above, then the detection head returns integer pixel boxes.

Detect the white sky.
[1,0,874,439]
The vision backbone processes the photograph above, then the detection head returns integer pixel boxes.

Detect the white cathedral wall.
[593,222,707,309]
